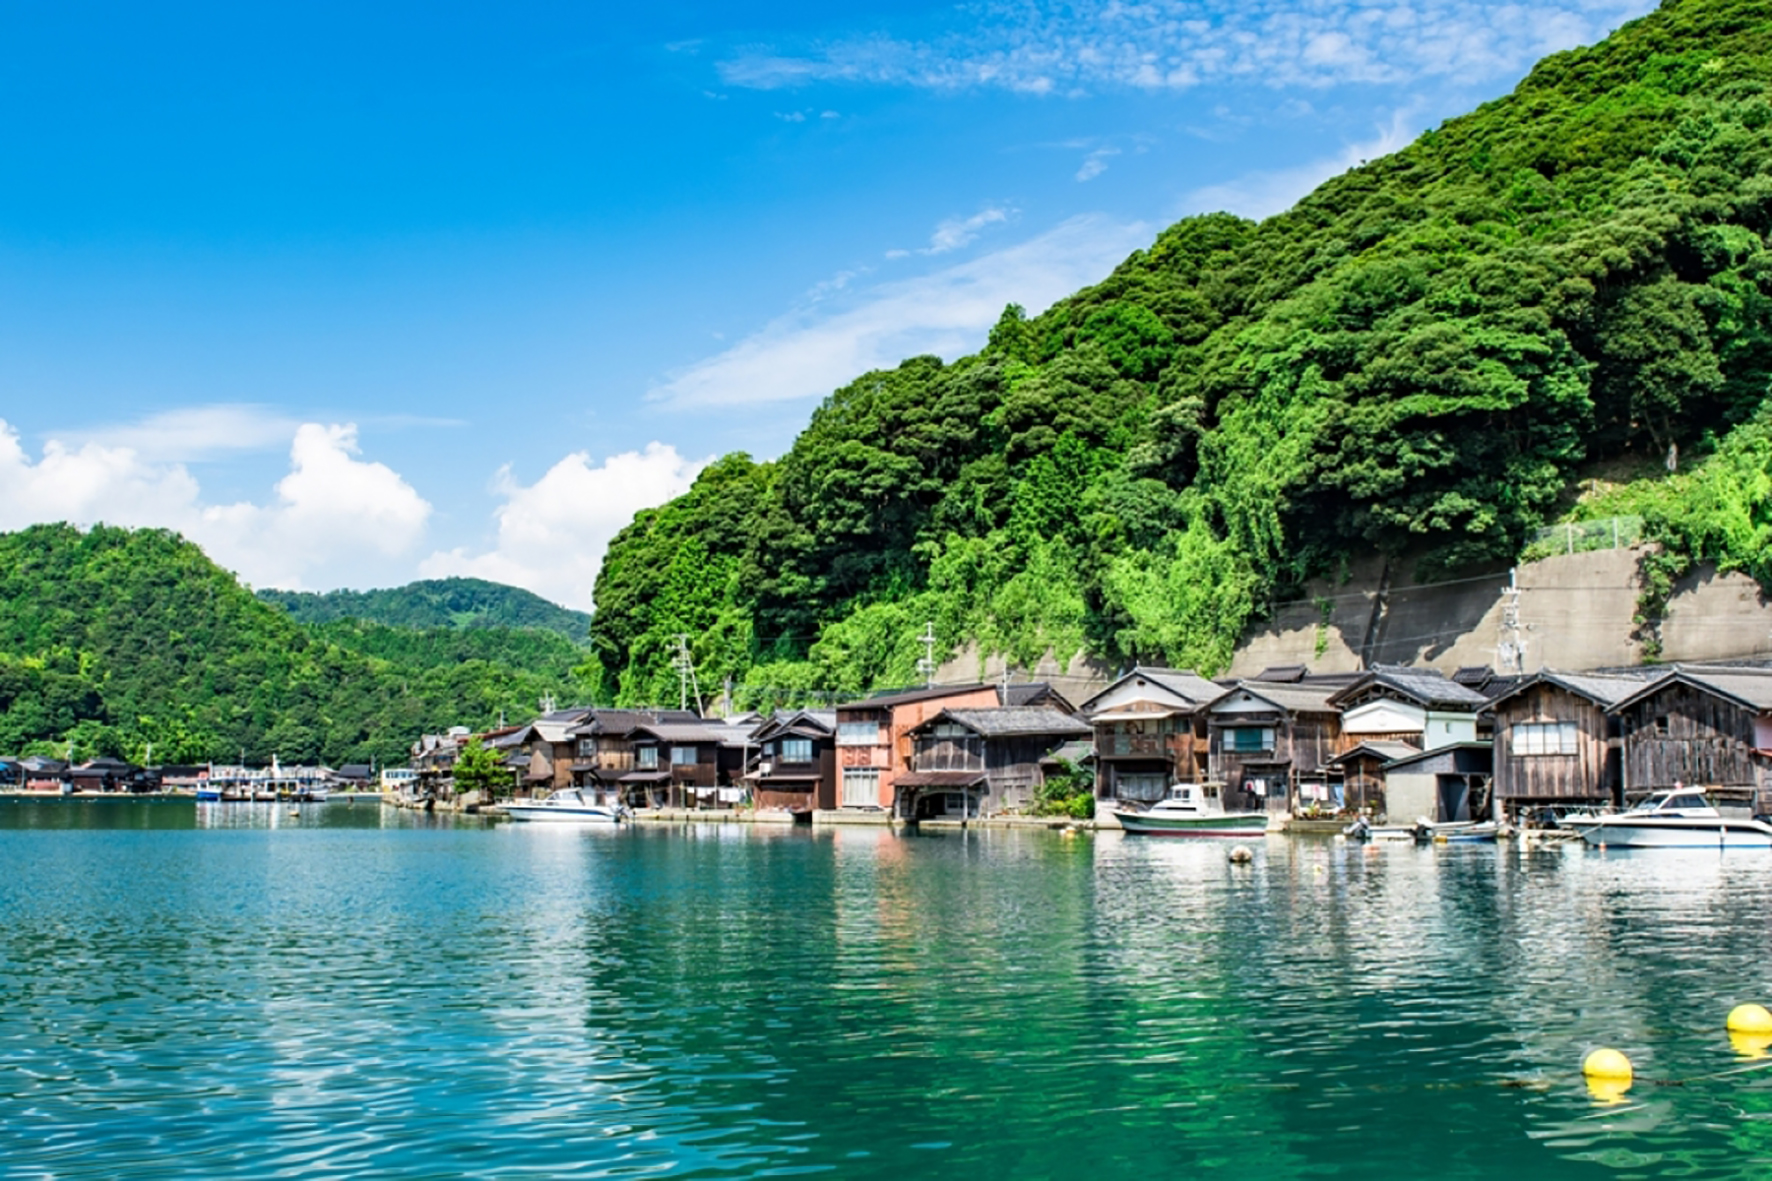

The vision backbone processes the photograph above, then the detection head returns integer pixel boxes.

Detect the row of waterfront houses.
[410,659,1772,823]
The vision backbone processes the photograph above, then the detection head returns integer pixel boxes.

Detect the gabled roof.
[751,709,837,741]
[915,706,1094,739]
[1078,666,1223,715]
[565,708,702,739]
[1039,739,1094,766]
[1328,666,1489,711]
[1326,740,1421,767]
[1209,681,1341,715]
[1383,741,1494,773]
[1485,668,1661,711]
[1611,665,1772,714]
[837,683,992,710]
[630,722,731,744]
[999,682,1076,712]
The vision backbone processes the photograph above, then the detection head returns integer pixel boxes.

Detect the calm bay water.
[4,802,1772,1178]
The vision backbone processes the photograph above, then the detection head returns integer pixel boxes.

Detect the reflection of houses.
[1611,666,1772,810]
[1079,667,1224,807]
[747,710,837,815]
[835,684,1000,816]
[900,707,1094,818]
[1206,675,1351,812]
[1486,670,1652,815]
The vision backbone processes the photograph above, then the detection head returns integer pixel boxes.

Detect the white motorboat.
[1570,789,1772,848]
[502,787,626,825]
[1114,782,1271,837]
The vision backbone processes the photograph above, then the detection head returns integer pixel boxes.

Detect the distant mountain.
[258,578,591,642]
[0,526,588,766]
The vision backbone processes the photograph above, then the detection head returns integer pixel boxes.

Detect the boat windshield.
[1629,793,1672,813]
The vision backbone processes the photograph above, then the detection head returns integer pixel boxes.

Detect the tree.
[451,737,508,800]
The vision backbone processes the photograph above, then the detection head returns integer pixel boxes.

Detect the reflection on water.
[2,802,1772,1178]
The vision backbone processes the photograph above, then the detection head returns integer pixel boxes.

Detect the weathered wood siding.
[1618,685,1771,804]
[985,736,1059,813]
[1493,684,1615,804]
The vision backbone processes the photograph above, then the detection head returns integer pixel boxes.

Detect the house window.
[780,738,813,763]
[837,720,881,746]
[842,768,880,807]
[577,739,595,756]
[636,747,659,769]
[1512,721,1578,756]
[670,746,698,766]
[1224,727,1274,753]
[1653,715,1672,737]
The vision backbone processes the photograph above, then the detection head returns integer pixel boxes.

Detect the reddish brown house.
[834,684,999,816]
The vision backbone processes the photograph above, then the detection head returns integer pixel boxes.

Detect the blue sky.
[0,0,1656,608]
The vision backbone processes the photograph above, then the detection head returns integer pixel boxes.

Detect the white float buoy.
[1227,845,1254,864]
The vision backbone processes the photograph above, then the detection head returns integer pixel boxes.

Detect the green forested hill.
[589,0,1772,707]
[0,525,585,765]
[258,578,590,641]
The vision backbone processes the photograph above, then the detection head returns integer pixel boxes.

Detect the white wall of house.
[1342,699,1426,735]
[1423,711,1478,750]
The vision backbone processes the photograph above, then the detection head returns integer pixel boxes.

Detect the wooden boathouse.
[1610,665,1772,811]
[1485,670,1653,816]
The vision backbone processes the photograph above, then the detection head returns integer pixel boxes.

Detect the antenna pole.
[916,621,938,688]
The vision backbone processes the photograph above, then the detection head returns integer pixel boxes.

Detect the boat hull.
[1113,810,1269,837]
[503,805,623,825]
[1576,818,1772,848]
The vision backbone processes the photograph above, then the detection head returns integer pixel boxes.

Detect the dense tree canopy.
[0,525,585,765]
[258,577,591,640]
[588,0,1772,705]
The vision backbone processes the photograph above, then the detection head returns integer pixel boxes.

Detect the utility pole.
[1496,567,1525,675]
[915,621,938,688]
[672,634,704,715]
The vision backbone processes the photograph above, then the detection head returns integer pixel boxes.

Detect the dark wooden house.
[628,720,753,809]
[1206,679,1350,813]
[1611,666,1772,810]
[1486,670,1653,815]
[1324,740,1419,815]
[747,710,838,814]
[901,706,1094,818]
[999,681,1077,713]
[1079,667,1224,808]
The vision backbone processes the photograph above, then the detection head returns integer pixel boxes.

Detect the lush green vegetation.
[588,0,1772,703]
[0,525,586,765]
[259,577,591,641]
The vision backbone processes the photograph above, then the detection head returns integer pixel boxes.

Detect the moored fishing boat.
[502,787,626,824]
[1569,789,1772,848]
[1113,782,1270,837]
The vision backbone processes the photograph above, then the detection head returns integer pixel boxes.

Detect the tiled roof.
[1613,665,1772,713]
[1488,669,1659,710]
[837,683,993,710]
[1329,667,1489,710]
[1079,666,1222,713]
[928,707,1095,738]
[1212,682,1341,714]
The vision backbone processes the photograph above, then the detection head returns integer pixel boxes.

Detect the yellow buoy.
[1583,1048,1633,1083]
[1728,1004,1772,1034]
[1731,1029,1772,1060]
[1587,1076,1633,1105]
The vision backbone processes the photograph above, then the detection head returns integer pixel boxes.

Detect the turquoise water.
[5,802,1772,1178]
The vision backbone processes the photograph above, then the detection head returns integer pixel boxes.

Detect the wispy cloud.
[718,0,1656,95]
[1179,109,1416,220]
[1076,147,1120,182]
[53,404,301,464]
[925,206,1014,254]
[650,214,1150,409]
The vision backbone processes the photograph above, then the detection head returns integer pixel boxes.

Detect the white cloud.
[651,213,1150,409]
[420,443,707,611]
[717,0,1656,95]
[1179,109,1416,220]
[1076,147,1120,182]
[197,425,432,589]
[0,417,431,591]
[53,404,301,463]
[924,206,1014,254]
